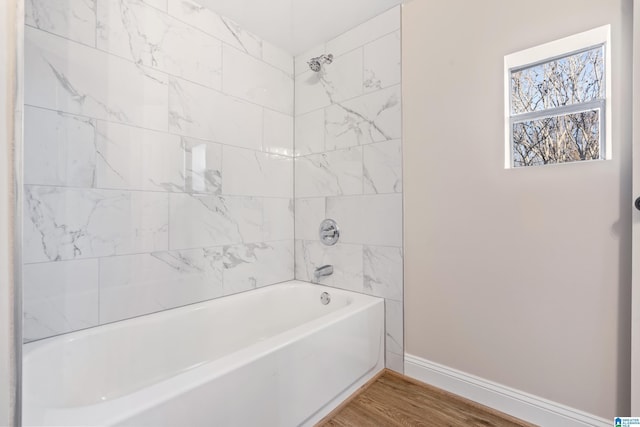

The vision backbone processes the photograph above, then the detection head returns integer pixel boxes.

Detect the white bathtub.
[23,281,384,426]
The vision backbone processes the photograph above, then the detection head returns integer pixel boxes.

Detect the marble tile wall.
[293,7,404,372]
[23,1,403,372]
[23,0,294,341]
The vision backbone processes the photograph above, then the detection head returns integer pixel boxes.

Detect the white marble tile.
[295,240,363,292]
[99,248,224,323]
[167,0,262,58]
[358,195,402,248]
[223,240,294,293]
[142,0,167,11]
[326,6,400,57]
[325,194,402,247]
[295,48,363,116]
[24,186,169,263]
[385,299,403,355]
[95,121,183,192]
[294,43,326,77]
[294,147,362,198]
[294,197,325,242]
[263,109,294,157]
[25,0,97,47]
[320,48,364,103]
[294,109,324,156]
[386,351,404,373]
[363,139,402,194]
[364,31,401,93]
[222,45,293,115]
[295,71,330,116]
[25,26,169,131]
[97,124,224,194]
[168,193,260,249]
[364,245,403,301]
[222,146,293,198]
[214,18,263,59]
[262,41,294,76]
[97,0,222,90]
[263,198,294,241]
[225,197,263,243]
[23,259,99,341]
[325,84,402,150]
[24,106,96,188]
[182,137,222,194]
[168,77,262,150]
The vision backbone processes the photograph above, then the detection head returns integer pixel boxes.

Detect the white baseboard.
[404,354,610,427]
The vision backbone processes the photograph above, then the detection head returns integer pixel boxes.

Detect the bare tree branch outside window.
[509,45,604,167]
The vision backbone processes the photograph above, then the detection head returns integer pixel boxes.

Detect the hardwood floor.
[317,370,536,427]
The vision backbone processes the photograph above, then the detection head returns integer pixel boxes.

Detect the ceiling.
[194,0,404,56]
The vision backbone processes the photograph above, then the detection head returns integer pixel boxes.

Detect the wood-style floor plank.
[317,370,537,427]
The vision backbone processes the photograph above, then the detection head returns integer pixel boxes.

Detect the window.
[504,25,611,168]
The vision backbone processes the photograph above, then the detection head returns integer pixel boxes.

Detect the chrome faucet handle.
[319,219,339,246]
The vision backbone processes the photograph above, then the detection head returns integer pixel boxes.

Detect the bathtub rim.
[23,279,373,345]
[23,279,378,353]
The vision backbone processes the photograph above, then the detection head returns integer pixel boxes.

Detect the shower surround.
[22,0,404,371]
[23,0,294,341]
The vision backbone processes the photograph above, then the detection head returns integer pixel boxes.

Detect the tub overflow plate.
[320,292,331,305]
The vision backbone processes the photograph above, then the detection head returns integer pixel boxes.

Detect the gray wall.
[403,0,632,418]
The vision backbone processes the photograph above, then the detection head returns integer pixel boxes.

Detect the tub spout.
[314,265,333,280]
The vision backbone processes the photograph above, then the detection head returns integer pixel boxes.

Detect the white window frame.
[504,25,612,168]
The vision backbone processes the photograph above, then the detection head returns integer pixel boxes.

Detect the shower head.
[308,59,322,72]
[308,53,333,72]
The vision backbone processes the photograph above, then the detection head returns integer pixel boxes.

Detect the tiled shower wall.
[23,0,295,341]
[293,8,404,371]
[22,0,404,372]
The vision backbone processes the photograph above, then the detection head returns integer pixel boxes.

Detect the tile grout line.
[22,238,296,266]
